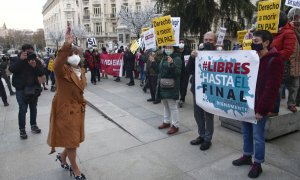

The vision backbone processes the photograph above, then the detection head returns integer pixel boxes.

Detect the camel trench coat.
[47,43,87,153]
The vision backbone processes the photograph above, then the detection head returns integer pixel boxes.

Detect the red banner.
[100,53,123,77]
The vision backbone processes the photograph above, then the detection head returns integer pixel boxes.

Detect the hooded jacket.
[255,48,284,116]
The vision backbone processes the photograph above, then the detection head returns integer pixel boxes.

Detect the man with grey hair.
[187,31,215,151]
[285,8,300,111]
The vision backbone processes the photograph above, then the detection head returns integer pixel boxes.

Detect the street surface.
[0,76,299,180]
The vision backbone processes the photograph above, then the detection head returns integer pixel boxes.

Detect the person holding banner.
[157,45,182,135]
[84,46,97,85]
[232,30,284,179]
[100,47,108,79]
[188,32,215,151]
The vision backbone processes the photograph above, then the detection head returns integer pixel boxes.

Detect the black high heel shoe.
[55,153,70,170]
[69,166,86,180]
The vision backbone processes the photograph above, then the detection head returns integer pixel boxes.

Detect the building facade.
[43,0,158,50]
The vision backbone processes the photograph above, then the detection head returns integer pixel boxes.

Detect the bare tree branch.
[118,5,157,38]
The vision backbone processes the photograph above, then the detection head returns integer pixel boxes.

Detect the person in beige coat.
[47,31,87,180]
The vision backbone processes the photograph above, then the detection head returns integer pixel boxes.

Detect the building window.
[122,3,128,12]
[66,3,71,9]
[136,2,141,12]
[111,4,116,17]
[84,24,90,33]
[94,5,101,16]
[119,34,124,43]
[84,7,89,16]
[125,34,130,43]
[95,23,102,35]
[112,23,117,33]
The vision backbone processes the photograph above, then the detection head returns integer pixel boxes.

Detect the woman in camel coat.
[47,31,87,179]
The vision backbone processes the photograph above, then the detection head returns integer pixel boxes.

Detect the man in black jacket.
[9,44,44,139]
[186,32,216,151]
[124,47,135,86]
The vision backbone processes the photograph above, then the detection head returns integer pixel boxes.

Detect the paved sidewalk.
[0,77,299,180]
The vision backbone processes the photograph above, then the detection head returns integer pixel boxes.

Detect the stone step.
[220,109,300,140]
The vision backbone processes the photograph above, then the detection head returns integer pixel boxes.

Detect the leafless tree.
[33,29,46,51]
[48,30,65,50]
[72,26,88,46]
[118,5,157,38]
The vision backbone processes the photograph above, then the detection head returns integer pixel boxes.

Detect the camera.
[27,52,37,60]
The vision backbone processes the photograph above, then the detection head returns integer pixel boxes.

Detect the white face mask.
[67,54,81,67]
[165,49,174,56]
[179,43,185,49]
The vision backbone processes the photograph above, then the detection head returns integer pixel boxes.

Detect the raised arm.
[53,29,74,77]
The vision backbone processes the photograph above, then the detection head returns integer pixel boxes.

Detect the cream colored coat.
[47,43,86,153]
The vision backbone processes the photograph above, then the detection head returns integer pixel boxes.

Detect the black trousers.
[96,68,101,81]
[149,76,158,100]
[180,72,190,102]
[126,69,134,83]
[0,77,8,104]
[90,68,97,83]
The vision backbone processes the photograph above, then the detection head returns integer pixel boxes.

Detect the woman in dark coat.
[157,45,182,134]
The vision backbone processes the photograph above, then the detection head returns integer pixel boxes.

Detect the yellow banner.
[257,0,281,33]
[237,30,248,44]
[142,27,150,33]
[48,59,54,71]
[152,15,175,46]
[242,39,253,50]
[130,40,139,54]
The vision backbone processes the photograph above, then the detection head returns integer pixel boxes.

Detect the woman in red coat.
[270,11,296,115]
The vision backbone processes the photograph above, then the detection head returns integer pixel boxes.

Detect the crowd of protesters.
[1,7,300,180]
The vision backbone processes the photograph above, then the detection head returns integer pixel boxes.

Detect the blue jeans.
[16,90,38,130]
[140,68,145,81]
[242,117,267,163]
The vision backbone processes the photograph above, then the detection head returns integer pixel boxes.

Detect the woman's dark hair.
[21,44,34,51]
[253,30,273,48]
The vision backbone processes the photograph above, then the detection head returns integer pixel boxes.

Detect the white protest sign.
[87,37,97,47]
[285,0,300,8]
[143,28,157,50]
[195,50,260,123]
[216,27,227,46]
[171,17,181,46]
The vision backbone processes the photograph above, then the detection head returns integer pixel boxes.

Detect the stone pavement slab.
[78,127,142,162]
[187,153,299,180]
[145,130,237,172]
[82,145,185,180]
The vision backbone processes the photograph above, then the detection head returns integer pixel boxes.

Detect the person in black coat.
[9,44,44,139]
[124,47,135,86]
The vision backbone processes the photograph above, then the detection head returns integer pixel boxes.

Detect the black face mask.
[251,43,264,51]
[203,43,214,50]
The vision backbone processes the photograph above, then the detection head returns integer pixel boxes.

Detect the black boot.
[232,155,252,166]
[248,162,263,178]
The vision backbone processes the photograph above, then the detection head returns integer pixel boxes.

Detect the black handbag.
[24,85,42,102]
